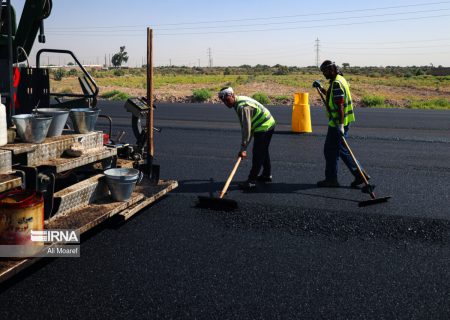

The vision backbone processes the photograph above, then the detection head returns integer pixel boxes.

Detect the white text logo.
[31,230,79,243]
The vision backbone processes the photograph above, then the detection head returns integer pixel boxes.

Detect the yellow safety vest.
[327,74,355,127]
[235,96,276,132]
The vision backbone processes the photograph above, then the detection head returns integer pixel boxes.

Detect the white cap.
[218,87,234,100]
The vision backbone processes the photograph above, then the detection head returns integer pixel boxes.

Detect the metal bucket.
[36,108,69,137]
[12,114,53,143]
[104,168,142,201]
[70,108,100,133]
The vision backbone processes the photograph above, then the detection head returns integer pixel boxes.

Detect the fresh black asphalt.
[1,102,449,319]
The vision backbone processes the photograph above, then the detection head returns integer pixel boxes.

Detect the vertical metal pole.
[6,0,15,126]
[146,28,154,176]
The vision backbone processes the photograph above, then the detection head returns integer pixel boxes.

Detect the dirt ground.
[53,77,450,107]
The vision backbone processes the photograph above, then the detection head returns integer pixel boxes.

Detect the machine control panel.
[124,97,151,118]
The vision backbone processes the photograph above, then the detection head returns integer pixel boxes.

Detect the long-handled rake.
[316,87,391,207]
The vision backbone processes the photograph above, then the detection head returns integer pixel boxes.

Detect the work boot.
[317,179,340,188]
[239,180,256,190]
[256,175,272,183]
[350,171,371,187]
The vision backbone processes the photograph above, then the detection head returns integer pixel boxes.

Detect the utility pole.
[315,38,320,67]
[104,54,107,68]
[207,48,213,68]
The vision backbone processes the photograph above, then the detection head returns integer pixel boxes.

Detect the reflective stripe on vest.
[235,96,276,132]
[327,74,355,127]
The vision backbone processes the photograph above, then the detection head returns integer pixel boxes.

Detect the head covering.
[218,87,234,100]
[320,60,343,76]
[320,60,335,72]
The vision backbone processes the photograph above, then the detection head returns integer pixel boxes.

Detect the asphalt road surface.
[1,102,449,319]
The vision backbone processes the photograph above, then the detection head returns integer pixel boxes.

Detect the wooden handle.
[219,157,242,199]
[340,136,377,199]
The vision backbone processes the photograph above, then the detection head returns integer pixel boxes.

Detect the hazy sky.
[14,0,450,67]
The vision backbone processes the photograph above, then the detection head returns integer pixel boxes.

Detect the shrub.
[252,92,271,105]
[67,69,78,77]
[100,90,130,100]
[361,94,385,107]
[113,69,125,76]
[409,98,450,109]
[53,68,66,81]
[273,95,290,104]
[192,88,212,102]
[60,87,73,94]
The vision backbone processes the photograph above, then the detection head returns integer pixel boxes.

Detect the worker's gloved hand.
[312,80,322,88]
[338,124,345,136]
[238,151,247,159]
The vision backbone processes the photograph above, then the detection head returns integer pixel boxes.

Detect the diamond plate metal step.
[0,178,178,284]
[0,150,12,174]
[0,132,104,166]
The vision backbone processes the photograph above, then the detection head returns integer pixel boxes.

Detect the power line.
[325,38,450,45]
[46,8,450,33]
[45,13,450,36]
[321,44,450,50]
[143,8,450,32]
[47,1,450,29]
[157,13,450,36]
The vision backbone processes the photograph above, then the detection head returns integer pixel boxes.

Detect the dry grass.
[50,74,450,109]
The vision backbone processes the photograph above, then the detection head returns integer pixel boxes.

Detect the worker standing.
[218,87,276,189]
[313,60,369,187]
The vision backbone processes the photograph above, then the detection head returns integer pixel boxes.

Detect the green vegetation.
[113,69,125,76]
[361,94,386,107]
[408,98,450,110]
[49,65,450,109]
[192,88,213,102]
[252,92,271,105]
[111,46,129,68]
[273,95,290,103]
[100,90,130,101]
[53,68,66,81]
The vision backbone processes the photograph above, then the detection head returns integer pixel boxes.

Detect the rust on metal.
[0,132,104,166]
[0,150,12,174]
[0,178,178,283]
[119,180,178,221]
[0,174,22,193]
[39,147,117,173]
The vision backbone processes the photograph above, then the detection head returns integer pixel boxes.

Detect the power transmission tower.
[207,48,213,68]
[315,38,320,67]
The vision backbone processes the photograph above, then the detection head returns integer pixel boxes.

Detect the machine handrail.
[36,48,99,99]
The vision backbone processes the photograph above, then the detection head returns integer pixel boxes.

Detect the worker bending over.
[314,60,369,187]
[218,87,276,190]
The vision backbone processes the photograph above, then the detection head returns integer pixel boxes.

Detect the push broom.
[197,157,242,211]
[315,87,391,207]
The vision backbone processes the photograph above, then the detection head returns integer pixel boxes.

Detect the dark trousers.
[324,125,359,180]
[248,128,274,180]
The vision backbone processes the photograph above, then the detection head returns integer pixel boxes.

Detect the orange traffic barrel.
[0,190,44,246]
[292,92,312,133]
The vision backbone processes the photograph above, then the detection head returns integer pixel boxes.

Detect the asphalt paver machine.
[0,0,177,283]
